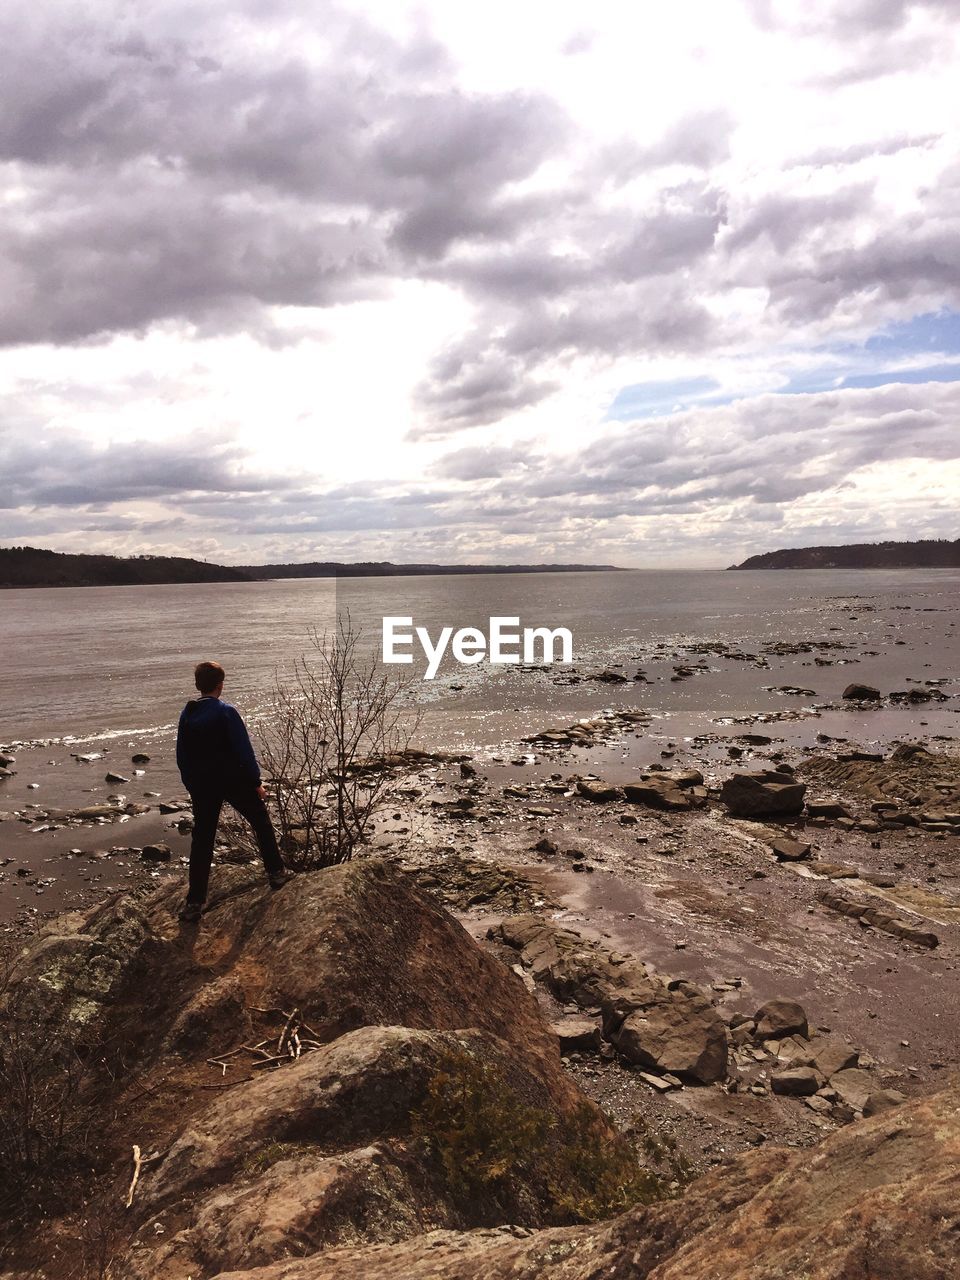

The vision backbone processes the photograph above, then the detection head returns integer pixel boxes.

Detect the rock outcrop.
[202,1080,960,1278]
[4,863,639,1280]
[494,915,728,1084]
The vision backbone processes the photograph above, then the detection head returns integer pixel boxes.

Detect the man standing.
[175,660,291,923]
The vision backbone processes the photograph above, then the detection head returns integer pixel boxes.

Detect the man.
[175,660,291,923]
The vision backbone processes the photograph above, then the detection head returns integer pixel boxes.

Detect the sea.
[1,568,957,921]
[2,567,958,748]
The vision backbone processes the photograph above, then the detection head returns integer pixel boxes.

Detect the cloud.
[0,422,298,509]
[2,0,959,565]
[0,2,568,345]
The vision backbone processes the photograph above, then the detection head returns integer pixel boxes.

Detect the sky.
[1,0,959,568]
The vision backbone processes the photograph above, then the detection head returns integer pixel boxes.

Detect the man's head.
[194,660,225,696]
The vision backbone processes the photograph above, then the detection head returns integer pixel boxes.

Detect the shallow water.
[2,567,958,748]
[1,567,958,925]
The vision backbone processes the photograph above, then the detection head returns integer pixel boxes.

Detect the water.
[1,568,957,924]
[1,568,958,749]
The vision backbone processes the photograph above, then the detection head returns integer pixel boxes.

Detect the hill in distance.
[0,545,621,589]
[729,538,960,570]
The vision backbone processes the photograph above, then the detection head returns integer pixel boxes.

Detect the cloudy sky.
[2,0,958,568]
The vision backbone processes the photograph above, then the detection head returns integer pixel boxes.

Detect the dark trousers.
[187,785,285,903]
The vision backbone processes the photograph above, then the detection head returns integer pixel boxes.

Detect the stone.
[842,684,882,701]
[637,1071,677,1092]
[122,1082,960,1280]
[754,998,809,1040]
[769,836,811,861]
[576,780,623,803]
[495,915,728,1084]
[863,1089,907,1117]
[805,799,850,819]
[623,779,697,811]
[830,1067,877,1113]
[771,1067,821,1096]
[105,771,130,783]
[810,1037,859,1079]
[132,753,151,764]
[612,995,728,1085]
[720,771,806,818]
[140,844,172,862]
[550,1019,601,1054]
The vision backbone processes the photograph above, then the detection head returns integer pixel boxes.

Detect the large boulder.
[607,990,729,1085]
[754,998,809,1040]
[117,1025,605,1280]
[6,865,639,1280]
[720,771,806,818]
[5,861,568,1092]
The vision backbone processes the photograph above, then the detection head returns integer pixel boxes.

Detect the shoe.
[269,869,295,891]
[178,900,204,923]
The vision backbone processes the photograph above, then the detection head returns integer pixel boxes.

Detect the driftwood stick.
[205,1046,248,1065]
[252,1054,293,1069]
[125,1145,143,1209]
[278,1008,300,1055]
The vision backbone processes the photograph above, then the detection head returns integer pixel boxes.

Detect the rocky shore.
[2,708,959,1277]
[2,594,959,1278]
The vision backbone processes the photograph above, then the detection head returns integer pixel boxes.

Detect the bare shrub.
[225,617,417,870]
[0,956,100,1229]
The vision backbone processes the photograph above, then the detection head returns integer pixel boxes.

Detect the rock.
[6,863,639,1280]
[863,1089,907,1117]
[532,836,557,854]
[842,684,882,701]
[771,1067,821,1096]
[550,1019,601,1054]
[830,1067,877,1112]
[810,1037,859,1078]
[163,1082,960,1280]
[611,993,728,1085]
[140,844,172,862]
[754,998,809,1040]
[623,779,697,811]
[131,753,151,764]
[592,669,629,683]
[0,753,15,768]
[636,1071,679,1092]
[890,742,932,762]
[720,771,806,818]
[665,769,704,790]
[805,798,850,819]
[105,771,130,783]
[495,916,728,1084]
[769,836,811,861]
[576,780,623,803]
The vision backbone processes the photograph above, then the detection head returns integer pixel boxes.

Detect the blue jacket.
[176,696,261,794]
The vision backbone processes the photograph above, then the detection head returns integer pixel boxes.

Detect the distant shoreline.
[0,545,624,589]
[728,538,960,571]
